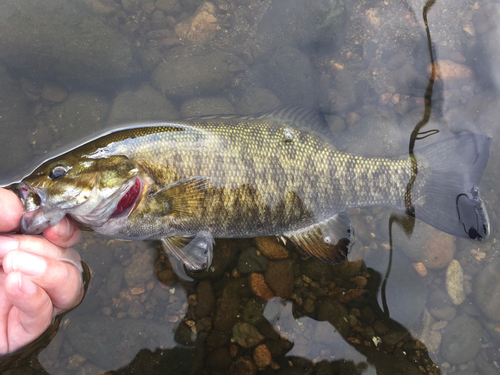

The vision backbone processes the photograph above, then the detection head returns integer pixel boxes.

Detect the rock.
[253,344,272,368]
[0,0,142,87]
[301,259,334,282]
[206,347,232,369]
[234,88,281,114]
[189,239,239,280]
[81,242,113,276]
[264,260,294,298]
[474,257,500,321]
[180,97,235,117]
[237,247,269,274]
[428,60,473,85]
[427,288,457,321]
[317,298,350,337]
[106,265,124,296]
[139,48,162,71]
[440,315,482,365]
[175,2,218,44]
[229,356,256,375]
[151,52,232,99]
[446,260,465,305]
[214,279,242,331]
[394,220,456,269]
[124,250,155,287]
[108,84,179,125]
[0,66,33,180]
[192,279,215,319]
[249,273,275,300]
[254,237,289,260]
[232,322,264,348]
[127,300,147,318]
[155,0,179,12]
[265,46,315,107]
[82,0,120,15]
[242,298,266,326]
[43,91,109,144]
[41,83,68,102]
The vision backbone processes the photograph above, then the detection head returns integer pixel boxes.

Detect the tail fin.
[411,133,491,240]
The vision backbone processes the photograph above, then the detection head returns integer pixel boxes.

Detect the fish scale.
[16,106,491,269]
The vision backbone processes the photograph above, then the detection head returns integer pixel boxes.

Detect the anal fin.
[161,231,214,272]
[285,212,353,264]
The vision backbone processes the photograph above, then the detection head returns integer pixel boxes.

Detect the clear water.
[1,0,500,374]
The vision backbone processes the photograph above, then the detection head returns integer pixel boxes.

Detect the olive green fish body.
[17,107,491,268]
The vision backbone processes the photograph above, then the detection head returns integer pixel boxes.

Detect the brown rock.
[42,83,68,102]
[192,279,215,319]
[264,260,294,298]
[254,237,289,260]
[253,344,272,368]
[428,60,473,84]
[421,229,455,269]
[175,2,218,44]
[229,356,257,375]
[249,273,275,300]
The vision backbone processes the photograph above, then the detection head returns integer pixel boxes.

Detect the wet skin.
[0,188,84,355]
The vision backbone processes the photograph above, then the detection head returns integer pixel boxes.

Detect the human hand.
[0,188,84,355]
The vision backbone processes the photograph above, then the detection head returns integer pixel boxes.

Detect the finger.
[43,217,81,248]
[0,235,82,272]
[0,188,22,233]
[3,271,53,353]
[3,250,84,312]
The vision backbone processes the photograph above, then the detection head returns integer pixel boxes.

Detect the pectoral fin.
[285,212,353,264]
[161,231,214,272]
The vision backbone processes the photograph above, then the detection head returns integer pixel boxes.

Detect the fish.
[14,106,491,271]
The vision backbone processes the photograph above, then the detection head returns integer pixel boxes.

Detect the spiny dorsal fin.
[285,212,352,264]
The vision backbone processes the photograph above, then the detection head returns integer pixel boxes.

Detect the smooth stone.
[214,279,242,331]
[0,0,142,87]
[41,82,68,102]
[446,260,466,305]
[441,315,482,365]
[106,265,124,296]
[474,257,500,321]
[151,52,232,99]
[242,298,266,326]
[234,88,281,114]
[237,247,269,274]
[180,96,235,117]
[191,279,215,319]
[264,259,294,298]
[232,322,264,348]
[253,237,289,260]
[124,250,155,287]
[316,298,351,337]
[108,84,179,125]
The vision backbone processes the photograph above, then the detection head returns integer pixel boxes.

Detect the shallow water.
[1,0,500,374]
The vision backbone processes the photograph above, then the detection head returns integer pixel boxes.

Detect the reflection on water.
[1,0,500,374]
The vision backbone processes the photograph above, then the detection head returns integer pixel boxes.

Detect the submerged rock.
[474,256,500,321]
[440,315,482,365]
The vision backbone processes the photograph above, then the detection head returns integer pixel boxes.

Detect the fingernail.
[17,272,37,295]
[0,236,19,256]
[9,251,47,277]
[53,216,70,239]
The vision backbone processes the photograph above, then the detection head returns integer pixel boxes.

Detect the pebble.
[428,60,474,84]
[446,260,466,305]
[67,354,86,369]
[124,251,154,287]
[229,356,256,375]
[412,262,427,277]
[232,322,264,348]
[264,260,294,298]
[253,344,272,368]
[192,279,215,319]
[249,273,275,300]
[440,315,483,365]
[254,237,289,260]
[237,247,269,274]
[175,2,218,44]
[474,257,500,321]
[127,300,147,319]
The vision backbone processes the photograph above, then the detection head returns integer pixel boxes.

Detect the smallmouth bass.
[14,107,491,270]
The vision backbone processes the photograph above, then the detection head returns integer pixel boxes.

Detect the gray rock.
[180,97,235,117]
[0,0,142,87]
[474,257,500,321]
[237,247,269,274]
[124,250,155,287]
[266,46,315,107]
[106,265,124,296]
[242,298,266,326]
[234,88,281,114]
[65,314,176,370]
[43,91,109,144]
[427,288,457,322]
[440,315,482,365]
[151,52,232,99]
[232,322,264,348]
[108,84,179,125]
[0,66,33,180]
[251,0,346,58]
[127,300,147,319]
[316,298,351,337]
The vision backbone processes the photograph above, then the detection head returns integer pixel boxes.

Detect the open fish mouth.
[17,176,141,234]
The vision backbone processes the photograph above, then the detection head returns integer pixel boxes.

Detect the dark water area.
[1,0,500,374]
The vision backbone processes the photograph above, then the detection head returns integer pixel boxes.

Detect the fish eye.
[49,165,70,180]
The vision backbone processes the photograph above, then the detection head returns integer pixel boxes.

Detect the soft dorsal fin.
[255,105,334,143]
[284,212,353,264]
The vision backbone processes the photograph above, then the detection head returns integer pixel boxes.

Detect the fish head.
[17,154,140,234]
